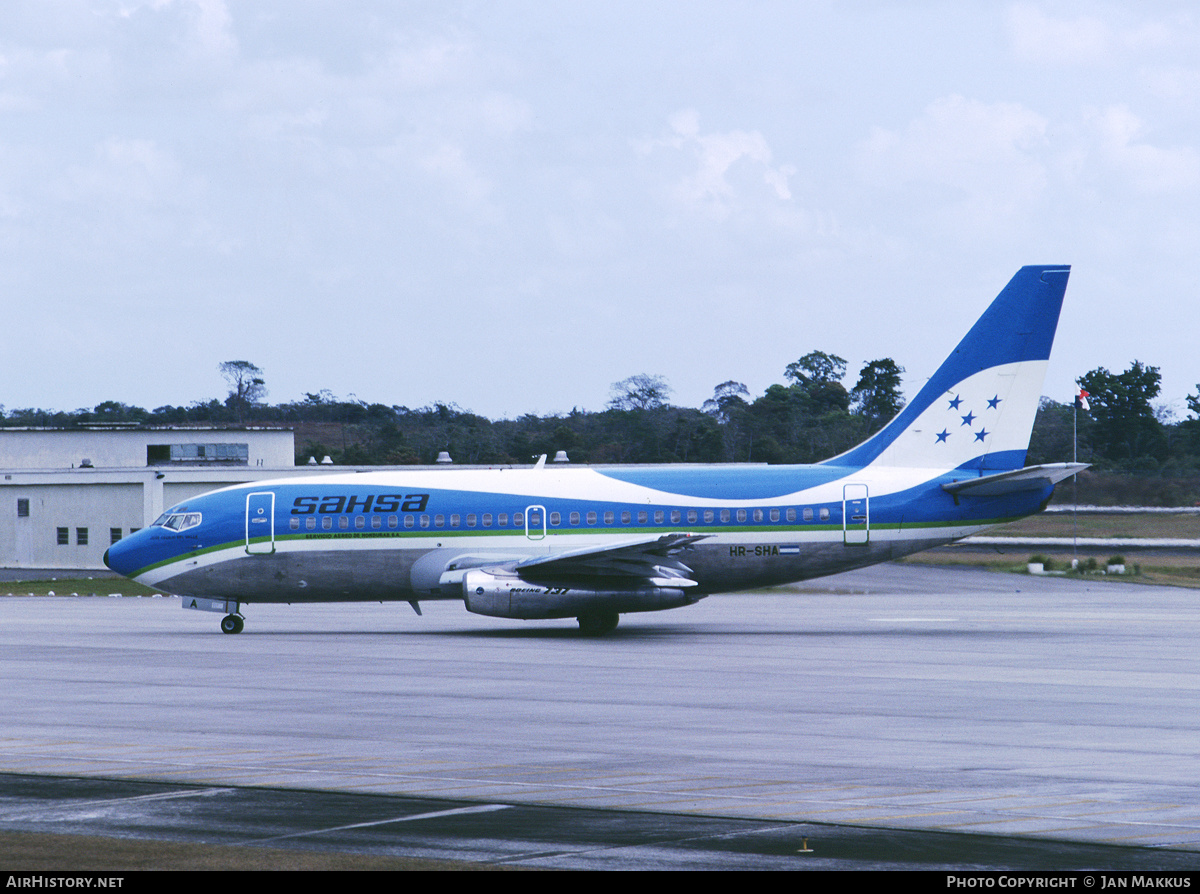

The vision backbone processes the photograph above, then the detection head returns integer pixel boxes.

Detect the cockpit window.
[152,512,202,532]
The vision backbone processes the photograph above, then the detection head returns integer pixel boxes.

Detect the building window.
[76,527,88,545]
[57,527,69,545]
[110,528,122,544]
[16,499,29,518]
[147,443,250,466]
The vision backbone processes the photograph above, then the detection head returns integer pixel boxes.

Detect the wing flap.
[515,532,709,586]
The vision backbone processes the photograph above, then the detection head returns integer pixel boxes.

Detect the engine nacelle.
[461,569,701,620]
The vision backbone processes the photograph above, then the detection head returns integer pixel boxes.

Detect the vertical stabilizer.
[824,265,1070,473]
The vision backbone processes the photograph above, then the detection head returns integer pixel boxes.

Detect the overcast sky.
[2,1,1197,423]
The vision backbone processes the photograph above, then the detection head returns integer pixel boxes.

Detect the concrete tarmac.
[1,564,1199,866]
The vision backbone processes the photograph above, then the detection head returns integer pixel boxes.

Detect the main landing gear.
[220,613,245,635]
[576,610,619,636]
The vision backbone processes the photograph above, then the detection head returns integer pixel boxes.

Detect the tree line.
[3,357,1198,477]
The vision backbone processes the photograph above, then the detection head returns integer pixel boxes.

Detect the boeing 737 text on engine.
[105,266,1083,635]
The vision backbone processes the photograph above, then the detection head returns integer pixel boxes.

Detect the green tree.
[849,359,904,425]
[782,351,850,416]
[1077,361,1167,464]
[219,360,267,422]
[784,351,846,386]
[608,374,672,411]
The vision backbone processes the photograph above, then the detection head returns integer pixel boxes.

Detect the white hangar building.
[0,426,305,571]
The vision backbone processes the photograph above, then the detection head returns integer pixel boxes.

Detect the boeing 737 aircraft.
[105,265,1083,635]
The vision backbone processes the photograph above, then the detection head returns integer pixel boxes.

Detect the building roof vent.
[436,451,453,464]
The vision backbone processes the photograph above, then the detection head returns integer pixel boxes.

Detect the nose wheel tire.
[220,614,244,635]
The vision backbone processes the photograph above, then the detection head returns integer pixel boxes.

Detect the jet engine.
[461,568,702,620]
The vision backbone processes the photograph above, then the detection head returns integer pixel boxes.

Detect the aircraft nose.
[103,533,141,577]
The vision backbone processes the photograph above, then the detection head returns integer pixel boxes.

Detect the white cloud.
[1006,3,1187,66]
[640,109,796,218]
[1086,104,1200,192]
[858,95,1048,222]
[1006,4,1111,65]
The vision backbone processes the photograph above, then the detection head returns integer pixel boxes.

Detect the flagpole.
[1072,388,1089,570]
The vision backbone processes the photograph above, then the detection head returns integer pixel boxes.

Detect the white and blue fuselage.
[105,266,1082,634]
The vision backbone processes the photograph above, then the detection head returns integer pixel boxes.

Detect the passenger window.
[482,513,492,527]
[704,510,714,523]
[819,508,830,521]
[322,517,332,530]
[550,512,561,526]
[307,517,316,530]
[621,511,631,524]
[289,518,299,531]
[654,511,664,524]
[586,511,597,525]
[498,513,508,526]
[420,515,430,528]
[388,515,398,529]
[371,516,381,529]
[467,514,477,527]
[450,514,460,527]
[736,510,747,522]
[753,509,763,523]
[638,511,648,524]
[339,516,349,529]
[355,516,365,529]
[803,508,813,521]
[603,511,614,525]
[720,509,730,523]
[404,515,414,528]
[570,511,580,525]
[670,510,681,524]
[786,509,795,522]
[514,513,523,526]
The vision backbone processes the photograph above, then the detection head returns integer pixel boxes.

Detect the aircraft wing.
[515,532,710,588]
[941,462,1089,497]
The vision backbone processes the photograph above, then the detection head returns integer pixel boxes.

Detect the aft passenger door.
[525,504,546,542]
[245,491,276,554]
[843,484,869,545]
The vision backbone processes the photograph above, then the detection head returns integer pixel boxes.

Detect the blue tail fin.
[824,265,1070,472]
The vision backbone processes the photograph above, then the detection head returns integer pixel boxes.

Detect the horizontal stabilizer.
[941,463,1089,497]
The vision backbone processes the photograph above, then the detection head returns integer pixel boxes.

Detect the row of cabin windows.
[287,506,832,533]
[56,527,138,546]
